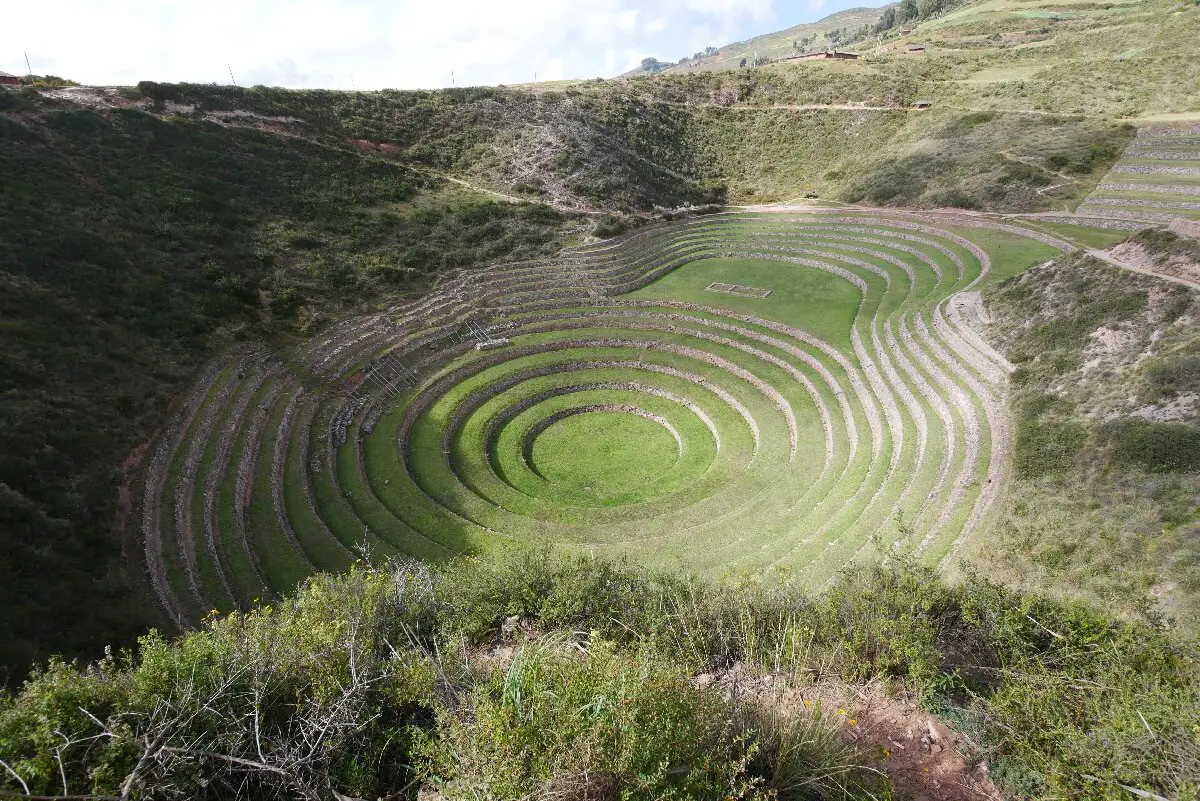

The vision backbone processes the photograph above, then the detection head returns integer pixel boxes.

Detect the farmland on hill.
[136,211,1068,629]
[0,0,1196,680]
[0,0,1199,796]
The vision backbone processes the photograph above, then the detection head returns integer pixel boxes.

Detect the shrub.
[1012,394,1088,478]
[845,156,931,205]
[1141,339,1200,402]
[938,111,996,138]
[0,567,440,800]
[819,563,959,689]
[419,639,763,800]
[594,213,640,239]
[1,555,1196,800]
[1099,418,1200,473]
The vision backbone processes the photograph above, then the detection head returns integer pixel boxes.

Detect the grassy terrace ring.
[139,212,1071,626]
[1078,126,1200,223]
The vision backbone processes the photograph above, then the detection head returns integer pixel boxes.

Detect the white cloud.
[0,0,873,89]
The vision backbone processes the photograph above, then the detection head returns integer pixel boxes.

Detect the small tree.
[874,7,898,33]
[918,0,944,18]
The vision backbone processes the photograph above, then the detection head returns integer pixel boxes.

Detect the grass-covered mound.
[1,553,1196,801]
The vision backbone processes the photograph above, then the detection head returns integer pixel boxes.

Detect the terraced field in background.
[139,213,1071,627]
[1075,125,1200,225]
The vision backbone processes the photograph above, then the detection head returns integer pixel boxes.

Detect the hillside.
[627,5,888,75]
[0,0,1199,796]
[0,0,1197,680]
[0,87,573,678]
[94,0,1197,216]
[956,242,1200,624]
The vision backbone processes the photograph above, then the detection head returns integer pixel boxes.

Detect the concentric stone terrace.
[1078,126,1200,225]
[140,212,1074,627]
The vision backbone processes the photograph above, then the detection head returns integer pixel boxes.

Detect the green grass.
[1020,219,1133,249]
[500,393,713,508]
[2,554,1196,801]
[946,225,1061,283]
[281,399,356,572]
[193,214,1016,594]
[141,212,1096,638]
[247,389,314,596]
[629,256,863,350]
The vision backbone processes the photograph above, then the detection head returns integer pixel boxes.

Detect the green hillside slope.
[956,246,1200,624]
[0,88,570,679]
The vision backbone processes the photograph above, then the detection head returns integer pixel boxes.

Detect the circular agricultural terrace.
[139,212,1075,627]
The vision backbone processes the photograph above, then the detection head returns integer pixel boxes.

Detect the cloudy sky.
[2,0,881,90]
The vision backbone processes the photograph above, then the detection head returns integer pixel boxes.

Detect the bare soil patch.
[698,665,1002,801]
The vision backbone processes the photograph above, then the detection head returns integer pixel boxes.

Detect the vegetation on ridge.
[1,553,1196,800]
[131,73,1131,213]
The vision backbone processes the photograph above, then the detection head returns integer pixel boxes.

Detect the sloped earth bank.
[470,634,1001,801]
[1104,241,1200,287]
[705,669,1002,801]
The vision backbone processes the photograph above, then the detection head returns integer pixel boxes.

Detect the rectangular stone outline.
[705,282,772,299]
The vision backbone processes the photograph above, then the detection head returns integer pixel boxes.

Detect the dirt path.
[997,148,1077,183]
[440,174,530,205]
[665,100,1070,118]
[739,205,1200,290]
[411,168,608,216]
[1088,247,1200,291]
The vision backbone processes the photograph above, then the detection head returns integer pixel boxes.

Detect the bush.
[1012,394,1088,478]
[420,639,762,800]
[1141,339,1200,401]
[0,567,441,800]
[594,213,639,239]
[1099,418,1200,473]
[0,554,1196,800]
[845,156,931,205]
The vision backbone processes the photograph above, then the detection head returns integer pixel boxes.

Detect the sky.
[1,0,883,90]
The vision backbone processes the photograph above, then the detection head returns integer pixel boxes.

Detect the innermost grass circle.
[528,410,681,503]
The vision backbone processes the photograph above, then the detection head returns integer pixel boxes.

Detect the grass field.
[137,210,1076,624]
